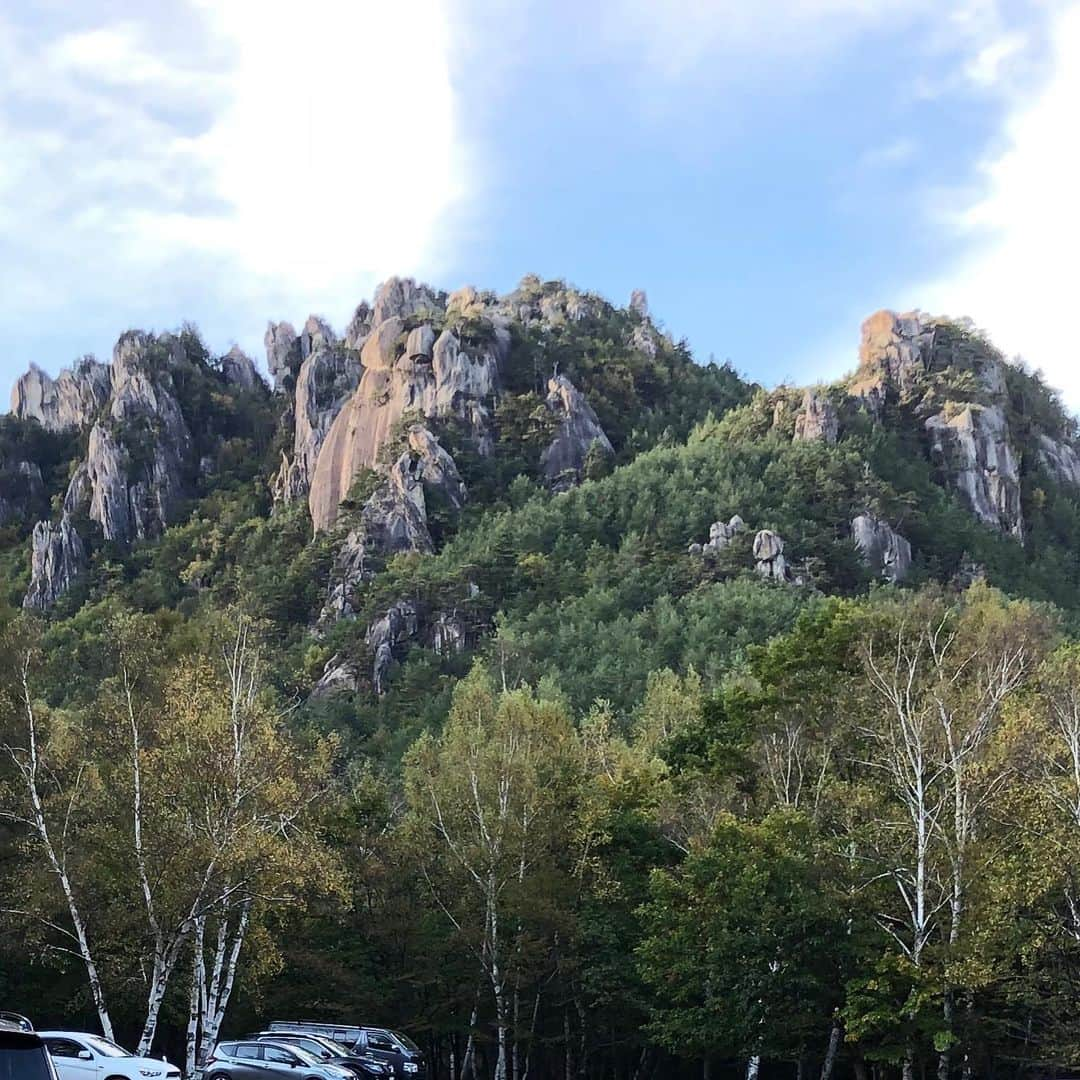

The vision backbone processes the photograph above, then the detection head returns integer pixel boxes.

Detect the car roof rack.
[0,1013,34,1032]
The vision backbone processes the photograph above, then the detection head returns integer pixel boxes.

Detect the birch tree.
[403,669,583,1080]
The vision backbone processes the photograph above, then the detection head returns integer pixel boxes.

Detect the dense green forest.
[5,279,1080,1080]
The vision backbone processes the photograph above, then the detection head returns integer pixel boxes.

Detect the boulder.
[10,357,111,432]
[265,321,302,391]
[852,513,912,583]
[221,346,262,392]
[926,403,1022,539]
[23,514,86,610]
[702,515,745,554]
[541,374,614,490]
[793,389,839,444]
[753,529,788,581]
[371,276,444,327]
[310,654,360,699]
[365,599,420,695]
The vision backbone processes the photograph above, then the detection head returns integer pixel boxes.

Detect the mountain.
[5,274,1080,1078]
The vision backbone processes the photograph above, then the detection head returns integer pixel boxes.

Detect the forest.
[4,278,1080,1080]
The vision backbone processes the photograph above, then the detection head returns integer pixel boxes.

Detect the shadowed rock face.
[63,331,193,545]
[308,306,504,531]
[793,389,838,444]
[0,461,44,526]
[541,374,613,490]
[366,599,420,695]
[23,513,85,610]
[753,529,788,581]
[272,340,362,504]
[221,346,263,392]
[852,513,913,583]
[11,358,111,432]
[265,321,302,392]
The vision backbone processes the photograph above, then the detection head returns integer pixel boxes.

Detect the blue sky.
[1,0,1078,403]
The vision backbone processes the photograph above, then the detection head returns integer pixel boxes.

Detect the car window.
[0,1038,55,1080]
[234,1046,262,1061]
[82,1039,129,1060]
[217,1046,237,1058]
[44,1043,82,1061]
[261,1049,296,1066]
[364,1035,394,1052]
[331,1033,350,1047]
[391,1034,419,1053]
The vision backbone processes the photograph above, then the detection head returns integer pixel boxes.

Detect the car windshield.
[82,1039,130,1060]
[390,1034,419,1053]
[0,1039,54,1080]
[313,1041,351,1057]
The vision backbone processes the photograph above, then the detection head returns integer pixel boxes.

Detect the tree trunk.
[185,917,206,1079]
[938,989,955,1080]
[746,1056,760,1080]
[820,1017,843,1080]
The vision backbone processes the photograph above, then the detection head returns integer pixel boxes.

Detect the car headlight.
[403,1066,419,1075]
[139,1071,163,1077]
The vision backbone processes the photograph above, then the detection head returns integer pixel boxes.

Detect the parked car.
[243,1034,389,1078]
[205,1041,360,1080]
[0,1015,59,1080]
[39,1033,179,1080]
[267,1025,424,1079]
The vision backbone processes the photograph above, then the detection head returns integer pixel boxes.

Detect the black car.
[267,1025,424,1079]
[244,1033,389,1079]
[0,1015,59,1080]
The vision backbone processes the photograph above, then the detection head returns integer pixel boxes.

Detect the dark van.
[266,1026,423,1079]
[0,1015,59,1080]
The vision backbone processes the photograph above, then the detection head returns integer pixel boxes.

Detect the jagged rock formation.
[310,654,360,699]
[63,331,193,545]
[10,358,111,432]
[221,346,262,392]
[264,322,302,392]
[308,282,504,531]
[272,338,362,504]
[0,461,44,526]
[366,599,420,695]
[852,513,912,583]
[689,514,746,556]
[793,389,838,444]
[317,425,465,624]
[23,513,85,610]
[432,611,468,655]
[1038,434,1080,487]
[926,403,1023,539]
[629,289,649,318]
[541,374,614,490]
[850,309,1029,538]
[753,529,788,581]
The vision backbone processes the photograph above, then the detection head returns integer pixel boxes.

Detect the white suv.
[40,1033,180,1080]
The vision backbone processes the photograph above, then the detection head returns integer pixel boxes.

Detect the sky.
[1,0,1077,404]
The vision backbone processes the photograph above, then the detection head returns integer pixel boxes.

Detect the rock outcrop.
[0,461,44,526]
[1037,434,1080,488]
[221,346,262,392]
[309,297,503,530]
[926,404,1022,539]
[310,654,360,699]
[753,529,788,581]
[23,514,86,610]
[793,389,839,444]
[852,513,912,583]
[366,600,420,695]
[629,289,649,318]
[317,426,465,624]
[541,375,613,490]
[690,514,746,556]
[64,332,193,545]
[432,611,468,655]
[264,321,302,392]
[272,339,362,504]
[10,358,111,432]
[850,310,937,409]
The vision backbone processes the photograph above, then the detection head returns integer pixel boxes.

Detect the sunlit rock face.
[11,358,111,432]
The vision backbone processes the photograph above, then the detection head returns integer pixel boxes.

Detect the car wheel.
[206,1072,231,1080]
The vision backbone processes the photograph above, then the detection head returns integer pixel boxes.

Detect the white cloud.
[914,2,1080,405]
[0,0,464,378]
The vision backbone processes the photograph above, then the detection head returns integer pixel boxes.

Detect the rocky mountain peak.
[10,356,111,432]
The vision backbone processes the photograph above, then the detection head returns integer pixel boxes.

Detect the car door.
[356,1035,396,1077]
[260,1045,302,1080]
[230,1043,265,1080]
[44,1040,97,1080]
